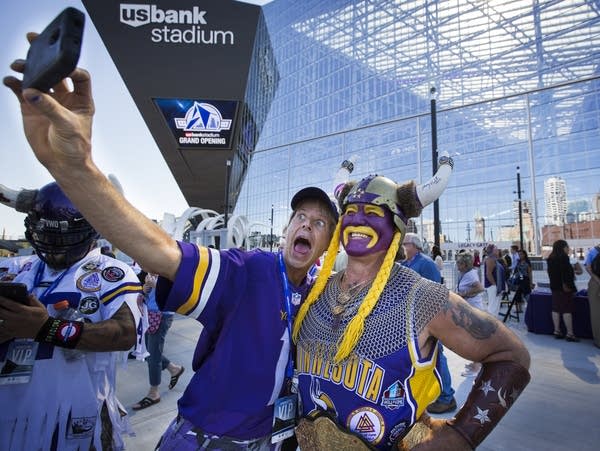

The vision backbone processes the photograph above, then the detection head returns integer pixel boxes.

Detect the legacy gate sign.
[82,0,277,211]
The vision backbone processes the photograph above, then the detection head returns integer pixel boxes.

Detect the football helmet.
[24,182,99,269]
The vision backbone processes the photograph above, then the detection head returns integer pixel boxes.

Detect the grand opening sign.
[154,98,238,149]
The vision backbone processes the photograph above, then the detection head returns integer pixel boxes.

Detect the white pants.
[486,285,500,316]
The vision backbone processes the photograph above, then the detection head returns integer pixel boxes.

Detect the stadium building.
[232,0,600,255]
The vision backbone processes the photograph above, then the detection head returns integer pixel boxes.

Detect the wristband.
[446,361,530,449]
[35,317,84,349]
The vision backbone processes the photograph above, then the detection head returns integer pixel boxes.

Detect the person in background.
[473,248,482,282]
[132,271,184,410]
[455,251,485,377]
[431,244,445,284]
[4,53,340,448]
[483,244,504,316]
[0,182,145,451]
[402,233,440,282]
[510,244,520,274]
[0,253,34,281]
[584,244,600,348]
[547,239,579,342]
[473,249,481,268]
[101,245,116,258]
[501,249,512,276]
[514,249,534,306]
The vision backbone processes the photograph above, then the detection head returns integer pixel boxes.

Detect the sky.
[0,0,271,240]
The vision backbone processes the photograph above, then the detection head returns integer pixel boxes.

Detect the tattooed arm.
[407,292,530,451]
[425,292,529,367]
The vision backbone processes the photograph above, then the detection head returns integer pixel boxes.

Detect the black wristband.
[35,317,84,349]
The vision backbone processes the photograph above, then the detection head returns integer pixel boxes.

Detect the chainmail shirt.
[296,263,449,449]
[297,263,448,362]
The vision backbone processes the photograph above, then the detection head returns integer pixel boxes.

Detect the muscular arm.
[4,47,180,280]
[426,292,529,368]
[409,293,530,450]
[77,303,136,351]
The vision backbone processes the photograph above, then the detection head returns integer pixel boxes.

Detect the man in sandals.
[4,57,337,449]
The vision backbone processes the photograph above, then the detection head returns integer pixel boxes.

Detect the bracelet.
[446,361,530,449]
[35,317,84,349]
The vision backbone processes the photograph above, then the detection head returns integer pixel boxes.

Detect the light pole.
[466,222,471,242]
[269,204,274,252]
[224,159,232,229]
[430,86,440,249]
[515,166,524,250]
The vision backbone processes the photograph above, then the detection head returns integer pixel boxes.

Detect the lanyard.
[277,252,295,380]
[32,261,71,304]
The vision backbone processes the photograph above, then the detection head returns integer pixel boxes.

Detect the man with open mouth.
[4,60,340,449]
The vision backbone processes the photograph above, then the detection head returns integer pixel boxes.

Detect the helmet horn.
[415,151,454,208]
[0,184,38,213]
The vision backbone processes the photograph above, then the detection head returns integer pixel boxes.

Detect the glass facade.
[234,0,600,255]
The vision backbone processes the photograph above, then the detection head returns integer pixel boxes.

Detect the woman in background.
[515,249,534,304]
[132,272,185,410]
[456,251,485,377]
[432,244,444,284]
[547,240,579,342]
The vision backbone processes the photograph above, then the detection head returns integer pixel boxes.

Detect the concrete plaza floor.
[116,310,600,450]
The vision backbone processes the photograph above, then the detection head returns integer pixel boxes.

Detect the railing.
[440,261,590,293]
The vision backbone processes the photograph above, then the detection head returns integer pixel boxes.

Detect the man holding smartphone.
[0,181,145,451]
[3,34,340,449]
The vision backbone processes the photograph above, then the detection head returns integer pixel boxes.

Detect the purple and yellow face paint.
[341,203,395,257]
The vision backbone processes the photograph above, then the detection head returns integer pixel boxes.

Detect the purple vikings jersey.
[296,265,448,449]
[156,241,310,440]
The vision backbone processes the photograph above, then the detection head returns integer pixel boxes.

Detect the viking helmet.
[339,151,454,234]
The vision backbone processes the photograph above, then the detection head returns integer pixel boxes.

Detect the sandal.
[553,331,565,339]
[132,396,160,410]
[169,366,185,390]
[566,335,580,342]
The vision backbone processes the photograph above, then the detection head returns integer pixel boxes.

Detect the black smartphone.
[22,7,85,92]
[0,282,29,304]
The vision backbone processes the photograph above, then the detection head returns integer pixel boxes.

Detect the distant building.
[541,219,600,246]
[544,177,567,226]
[592,193,600,215]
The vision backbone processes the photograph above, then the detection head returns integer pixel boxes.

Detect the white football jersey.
[0,247,146,451]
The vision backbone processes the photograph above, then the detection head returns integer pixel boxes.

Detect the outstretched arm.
[3,35,180,279]
[409,293,530,450]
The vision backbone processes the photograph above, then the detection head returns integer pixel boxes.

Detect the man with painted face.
[0,181,145,451]
[292,154,531,450]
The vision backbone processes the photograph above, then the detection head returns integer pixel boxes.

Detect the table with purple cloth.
[525,290,593,338]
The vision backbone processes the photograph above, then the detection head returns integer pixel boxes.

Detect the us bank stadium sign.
[154,98,237,149]
[120,3,235,45]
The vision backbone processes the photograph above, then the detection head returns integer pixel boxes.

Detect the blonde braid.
[334,231,401,363]
[292,221,342,342]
